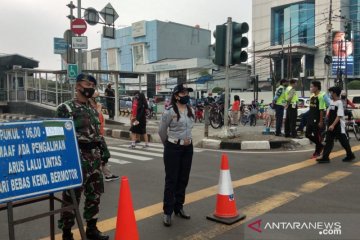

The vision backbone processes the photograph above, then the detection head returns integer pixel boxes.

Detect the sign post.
[67,64,78,84]
[70,18,87,35]
[0,120,85,240]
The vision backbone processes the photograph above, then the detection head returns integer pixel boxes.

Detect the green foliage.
[212,87,224,93]
[347,80,360,90]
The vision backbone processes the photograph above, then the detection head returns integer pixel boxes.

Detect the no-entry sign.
[71,18,87,35]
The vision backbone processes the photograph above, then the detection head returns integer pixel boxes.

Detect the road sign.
[71,18,87,35]
[67,64,78,84]
[72,36,88,49]
[84,7,99,26]
[0,120,83,204]
[100,3,119,25]
[53,38,68,54]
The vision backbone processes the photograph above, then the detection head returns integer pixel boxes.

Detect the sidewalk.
[103,115,310,150]
[0,113,310,150]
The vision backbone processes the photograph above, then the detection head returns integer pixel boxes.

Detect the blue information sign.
[0,120,83,204]
[54,37,68,54]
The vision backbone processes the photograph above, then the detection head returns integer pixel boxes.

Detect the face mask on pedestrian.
[178,95,190,105]
[79,87,95,98]
[341,95,346,100]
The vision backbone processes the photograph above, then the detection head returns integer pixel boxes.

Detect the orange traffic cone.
[115,176,140,240]
[206,153,246,225]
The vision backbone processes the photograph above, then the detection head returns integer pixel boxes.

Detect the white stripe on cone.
[217,170,234,196]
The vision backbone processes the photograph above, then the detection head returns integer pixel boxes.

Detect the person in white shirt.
[317,86,355,163]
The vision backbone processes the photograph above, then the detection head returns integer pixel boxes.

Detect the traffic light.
[231,22,249,65]
[345,22,352,41]
[213,25,227,66]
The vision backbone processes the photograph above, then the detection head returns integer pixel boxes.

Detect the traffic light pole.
[77,0,82,73]
[224,17,232,129]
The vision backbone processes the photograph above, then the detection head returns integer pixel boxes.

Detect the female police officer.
[158,84,195,227]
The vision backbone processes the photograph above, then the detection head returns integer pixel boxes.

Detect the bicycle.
[345,118,360,141]
[209,103,230,129]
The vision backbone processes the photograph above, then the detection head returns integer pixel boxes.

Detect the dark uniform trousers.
[107,102,115,119]
[58,147,104,230]
[305,123,323,153]
[163,141,193,215]
[322,127,352,159]
[285,106,298,137]
[275,105,284,135]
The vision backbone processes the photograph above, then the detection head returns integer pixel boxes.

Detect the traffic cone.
[115,176,139,240]
[206,153,246,225]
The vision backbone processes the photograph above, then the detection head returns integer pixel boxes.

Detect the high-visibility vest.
[275,85,286,106]
[285,86,299,105]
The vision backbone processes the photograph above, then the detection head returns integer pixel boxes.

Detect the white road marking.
[109,146,163,157]
[108,158,131,165]
[109,151,153,161]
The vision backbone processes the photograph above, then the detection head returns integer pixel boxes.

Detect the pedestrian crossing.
[107,143,203,165]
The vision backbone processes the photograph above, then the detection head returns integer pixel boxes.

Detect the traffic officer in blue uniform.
[158,84,195,227]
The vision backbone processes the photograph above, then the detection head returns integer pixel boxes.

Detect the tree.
[347,80,360,90]
[212,87,224,93]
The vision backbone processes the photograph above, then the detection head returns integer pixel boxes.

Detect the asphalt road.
[0,137,359,240]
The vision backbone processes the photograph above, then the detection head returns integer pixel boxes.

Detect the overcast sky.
[0,0,251,69]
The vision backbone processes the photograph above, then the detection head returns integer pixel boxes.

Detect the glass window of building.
[350,0,360,75]
[169,69,187,85]
[132,44,145,65]
[271,1,315,46]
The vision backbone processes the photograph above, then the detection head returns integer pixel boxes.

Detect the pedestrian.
[89,92,119,182]
[158,84,194,227]
[249,100,258,126]
[259,99,265,119]
[105,83,115,120]
[316,86,355,163]
[273,79,289,136]
[129,92,149,148]
[284,79,300,138]
[56,73,109,240]
[265,103,275,129]
[305,80,326,159]
[231,95,240,125]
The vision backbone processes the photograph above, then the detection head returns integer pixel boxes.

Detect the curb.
[200,138,309,150]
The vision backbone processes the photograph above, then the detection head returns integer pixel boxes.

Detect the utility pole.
[325,0,333,89]
[77,0,82,73]
[289,18,292,79]
[281,33,284,79]
[224,17,232,129]
[253,40,256,102]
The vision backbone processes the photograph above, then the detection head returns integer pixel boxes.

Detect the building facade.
[253,0,359,89]
[101,20,214,96]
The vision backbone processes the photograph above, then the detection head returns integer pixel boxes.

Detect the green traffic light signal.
[213,25,227,66]
[231,22,249,65]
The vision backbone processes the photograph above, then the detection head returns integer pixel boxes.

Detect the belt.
[167,137,192,146]
[78,142,101,150]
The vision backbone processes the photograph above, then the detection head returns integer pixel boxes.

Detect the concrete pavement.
[1,137,359,240]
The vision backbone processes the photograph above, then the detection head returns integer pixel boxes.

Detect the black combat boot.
[62,228,74,240]
[86,219,109,240]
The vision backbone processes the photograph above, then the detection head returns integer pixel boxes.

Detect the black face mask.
[341,95,346,100]
[178,95,190,105]
[79,87,95,98]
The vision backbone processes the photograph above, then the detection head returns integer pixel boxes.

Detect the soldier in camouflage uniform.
[56,74,109,240]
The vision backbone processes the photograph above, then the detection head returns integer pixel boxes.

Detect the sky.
[0,0,252,69]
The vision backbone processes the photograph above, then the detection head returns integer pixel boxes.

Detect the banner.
[331,31,354,76]
[0,120,83,203]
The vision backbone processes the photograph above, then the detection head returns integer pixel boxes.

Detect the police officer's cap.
[173,84,193,94]
[76,73,97,86]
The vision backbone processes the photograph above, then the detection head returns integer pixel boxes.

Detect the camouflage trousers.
[58,147,104,230]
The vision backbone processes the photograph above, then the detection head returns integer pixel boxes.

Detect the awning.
[195,75,213,84]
